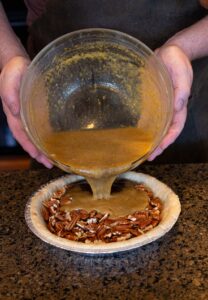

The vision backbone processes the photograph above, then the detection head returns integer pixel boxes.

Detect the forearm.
[0,2,28,70]
[164,16,208,61]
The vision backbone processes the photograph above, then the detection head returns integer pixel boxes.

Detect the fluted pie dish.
[25,172,180,254]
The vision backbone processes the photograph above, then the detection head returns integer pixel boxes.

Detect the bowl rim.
[20,28,174,169]
[26,28,163,69]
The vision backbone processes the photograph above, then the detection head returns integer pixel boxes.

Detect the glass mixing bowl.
[20,29,173,173]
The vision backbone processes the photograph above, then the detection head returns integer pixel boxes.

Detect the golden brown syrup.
[60,180,149,218]
[43,127,153,200]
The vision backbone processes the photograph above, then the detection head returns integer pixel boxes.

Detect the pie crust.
[25,172,181,254]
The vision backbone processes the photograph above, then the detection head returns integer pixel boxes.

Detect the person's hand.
[0,56,53,168]
[199,0,208,9]
[148,45,193,161]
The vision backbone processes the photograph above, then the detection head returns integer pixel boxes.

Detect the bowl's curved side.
[20,29,174,170]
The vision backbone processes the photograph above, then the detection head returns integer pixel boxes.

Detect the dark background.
[0,1,207,164]
[0,0,27,156]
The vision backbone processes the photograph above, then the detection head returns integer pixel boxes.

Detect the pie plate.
[25,172,181,254]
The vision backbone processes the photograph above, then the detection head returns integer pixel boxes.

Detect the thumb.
[0,57,30,116]
[155,45,193,112]
[174,85,190,112]
[170,63,192,112]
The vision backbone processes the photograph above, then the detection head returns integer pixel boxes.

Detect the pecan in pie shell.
[25,172,181,254]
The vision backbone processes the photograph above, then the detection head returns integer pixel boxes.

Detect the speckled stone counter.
[0,164,208,300]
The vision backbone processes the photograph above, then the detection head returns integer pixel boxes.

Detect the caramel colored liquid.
[43,127,153,199]
[60,180,149,217]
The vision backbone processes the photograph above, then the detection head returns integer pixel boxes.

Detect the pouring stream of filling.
[43,127,154,201]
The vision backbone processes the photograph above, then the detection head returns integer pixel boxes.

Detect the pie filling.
[41,180,162,243]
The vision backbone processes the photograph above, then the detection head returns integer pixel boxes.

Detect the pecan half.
[41,182,163,244]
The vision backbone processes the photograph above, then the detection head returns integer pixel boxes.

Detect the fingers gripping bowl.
[20,29,174,172]
[21,29,178,253]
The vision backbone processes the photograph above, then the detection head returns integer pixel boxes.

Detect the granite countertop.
[0,164,208,300]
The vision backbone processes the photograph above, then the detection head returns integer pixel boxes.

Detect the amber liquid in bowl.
[42,126,153,215]
[21,31,173,215]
